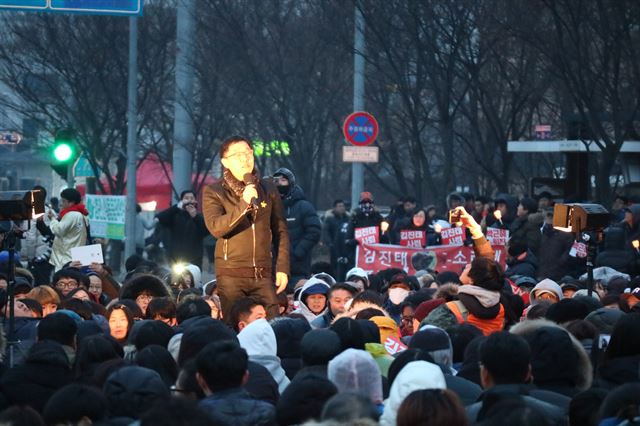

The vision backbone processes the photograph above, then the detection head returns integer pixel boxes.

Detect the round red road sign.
[343,111,379,146]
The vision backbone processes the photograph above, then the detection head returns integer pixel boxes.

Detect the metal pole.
[172,0,196,202]
[67,162,75,188]
[351,4,366,210]
[124,16,138,259]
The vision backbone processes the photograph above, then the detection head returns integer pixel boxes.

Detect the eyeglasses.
[224,151,254,161]
[136,294,154,302]
[56,280,78,289]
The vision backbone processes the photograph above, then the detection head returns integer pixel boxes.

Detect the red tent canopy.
[78,155,217,211]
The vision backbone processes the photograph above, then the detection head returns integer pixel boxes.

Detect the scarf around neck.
[223,168,260,198]
[457,285,500,308]
[59,203,89,219]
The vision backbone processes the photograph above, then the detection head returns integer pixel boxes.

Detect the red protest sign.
[356,243,506,275]
[486,228,509,246]
[441,227,464,246]
[355,226,380,245]
[400,229,426,248]
[384,336,408,355]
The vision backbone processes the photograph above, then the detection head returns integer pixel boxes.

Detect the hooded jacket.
[596,227,637,275]
[292,278,330,325]
[489,193,519,229]
[510,319,593,396]
[237,319,290,394]
[529,279,564,304]
[185,264,203,288]
[0,340,73,412]
[274,168,322,278]
[120,273,171,301]
[379,361,446,426]
[271,317,311,380]
[103,366,170,419]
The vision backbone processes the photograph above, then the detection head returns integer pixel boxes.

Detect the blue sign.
[0,0,142,15]
[0,0,46,10]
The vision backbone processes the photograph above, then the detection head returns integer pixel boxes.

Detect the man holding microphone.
[203,136,289,319]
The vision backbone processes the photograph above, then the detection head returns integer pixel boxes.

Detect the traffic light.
[51,129,78,182]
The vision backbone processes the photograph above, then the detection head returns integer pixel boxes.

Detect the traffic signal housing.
[51,129,78,181]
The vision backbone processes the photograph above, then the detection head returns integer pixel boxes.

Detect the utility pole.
[172,0,196,202]
[351,4,366,210]
[124,16,138,259]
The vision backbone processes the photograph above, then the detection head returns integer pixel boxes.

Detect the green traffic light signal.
[53,142,74,162]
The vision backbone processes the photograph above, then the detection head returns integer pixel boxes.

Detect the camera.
[448,209,461,224]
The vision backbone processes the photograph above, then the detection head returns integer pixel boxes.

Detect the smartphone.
[448,209,461,224]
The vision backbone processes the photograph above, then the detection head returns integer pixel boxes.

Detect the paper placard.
[70,244,104,266]
[400,229,426,248]
[441,227,464,246]
[486,228,509,246]
[355,226,380,245]
[384,336,408,355]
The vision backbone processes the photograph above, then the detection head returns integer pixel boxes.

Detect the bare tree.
[0,5,175,194]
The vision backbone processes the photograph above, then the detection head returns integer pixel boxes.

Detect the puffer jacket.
[199,387,277,426]
[203,176,289,274]
[274,168,321,278]
[596,226,637,275]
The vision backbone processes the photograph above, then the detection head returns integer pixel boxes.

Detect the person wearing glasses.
[203,135,290,321]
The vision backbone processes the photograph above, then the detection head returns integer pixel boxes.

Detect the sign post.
[343,111,379,207]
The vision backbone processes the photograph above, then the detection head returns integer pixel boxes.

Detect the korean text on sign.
[355,226,380,245]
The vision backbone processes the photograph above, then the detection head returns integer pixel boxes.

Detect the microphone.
[243,173,259,209]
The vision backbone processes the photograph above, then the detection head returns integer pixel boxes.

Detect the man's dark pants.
[217,275,280,320]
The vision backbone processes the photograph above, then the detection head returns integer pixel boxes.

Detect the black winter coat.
[203,177,289,274]
[199,387,277,426]
[505,251,538,279]
[596,355,640,390]
[156,205,209,267]
[322,211,350,261]
[510,213,544,256]
[596,226,638,276]
[0,340,72,412]
[280,186,321,277]
[466,384,569,426]
[537,225,574,281]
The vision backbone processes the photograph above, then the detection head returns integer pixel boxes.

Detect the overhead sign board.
[343,146,379,163]
[0,131,22,145]
[343,111,379,146]
[0,0,143,15]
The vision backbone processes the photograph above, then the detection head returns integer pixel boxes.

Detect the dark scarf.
[59,203,89,219]
[223,168,261,198]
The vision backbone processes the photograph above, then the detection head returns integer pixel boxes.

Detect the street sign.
[0,131,22,145]
[343,111,379,146]
[342,146,379,163]
[0,0,143,15]
[73,154,100,177]
[534,124,551,140]
[0,1,46,10]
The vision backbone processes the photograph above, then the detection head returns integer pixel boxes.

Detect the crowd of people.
[2,134,640,424]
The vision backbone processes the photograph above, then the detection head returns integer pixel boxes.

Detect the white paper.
[70,244,104,266]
